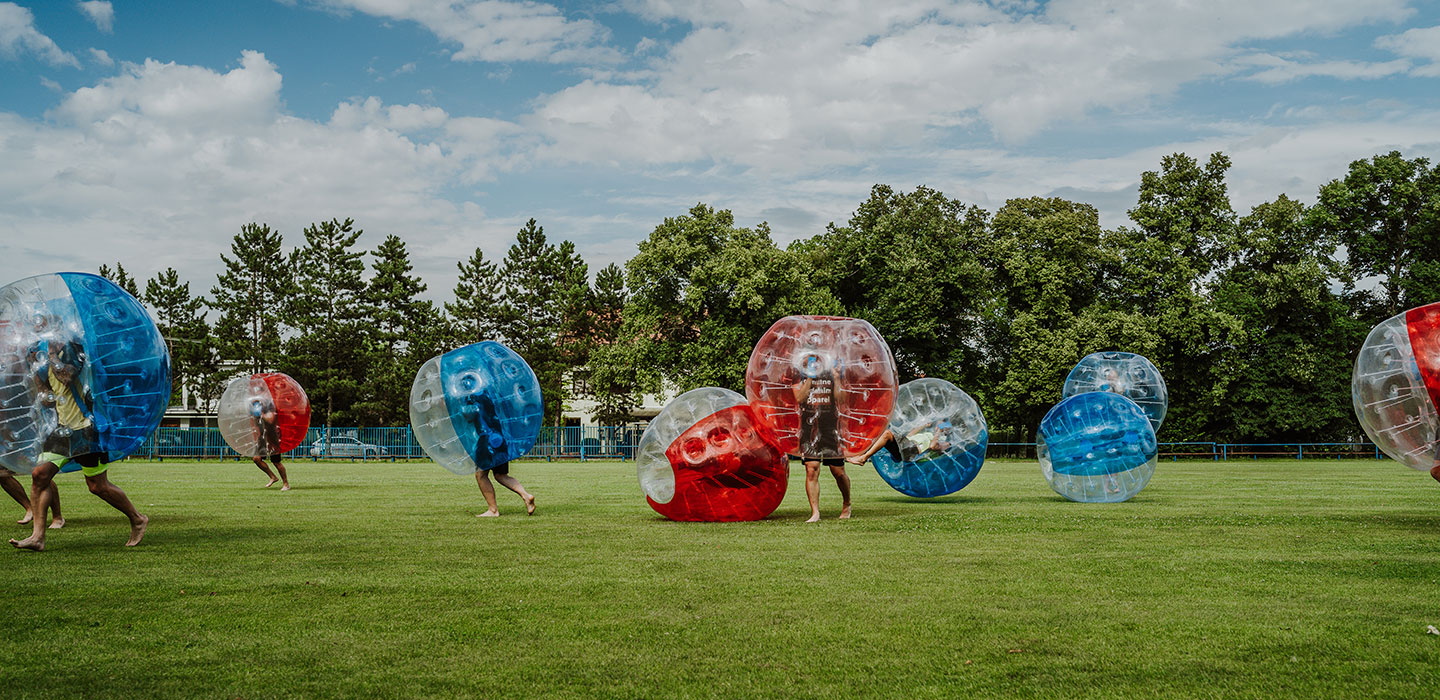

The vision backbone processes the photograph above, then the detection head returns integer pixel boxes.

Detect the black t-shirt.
[797,373,840,458]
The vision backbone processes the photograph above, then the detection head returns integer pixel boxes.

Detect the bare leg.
[804,459,822,523]
[83,471,148,547]
[475,470,500,516]
[1,473,31,524]
[253,457,278,488]
[830,464,852,519]
[274,460,290,491]
[493,472,535,515]
[1431,463,1440,484]
[11,463,58,551]
[847,431,893,465]
[45,483,63,529]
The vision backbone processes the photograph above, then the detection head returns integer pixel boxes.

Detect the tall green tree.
[496,219,582,424]
[144,267,210,406]
[624,204,840,394]
[210,223,288,374]
[280,218,370,426]
[1107,153,1244,439]
[446,248,502,345]
[98,262,142,298]
[1311,151,1440,321]
[353,234,428,425]
[585,263,638,424]
[1213,195,1362,442]
[986,197,1154,441]
[799,185,992,386]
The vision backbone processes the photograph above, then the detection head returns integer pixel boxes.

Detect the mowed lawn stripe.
[2,458,1438,699]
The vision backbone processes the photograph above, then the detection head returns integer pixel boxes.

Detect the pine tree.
[209,223,288,374]
[446,248,501,345]
[498,219,573,424]
[354,234,428,425]
[587,263,637,424]
[144,267,210,406]
[98,262,142,298]
[280,218,371,426]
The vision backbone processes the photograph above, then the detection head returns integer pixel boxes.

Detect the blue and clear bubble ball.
[0,272,170,473]
[408,341,543,475]
[1038,391,1157,503]
[870,378,987,498]
[1061,351,1167,432]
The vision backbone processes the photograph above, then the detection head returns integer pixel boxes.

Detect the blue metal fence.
[136,428,1387,463]
[139,426,641,462]
[986,441,1383,461]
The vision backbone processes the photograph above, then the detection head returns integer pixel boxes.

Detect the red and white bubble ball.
[744,316,898,460]
[1353,302,1440,471]
[636,388,788,522]
[218,373,311,458]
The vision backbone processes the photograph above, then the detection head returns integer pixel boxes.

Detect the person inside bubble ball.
[1098,366,1126,394]
[791,354,851,522]
[11,339,147,551]
[249,396,290,491]
[468,392,535,517]
[0,466,62,529]
[847,420,953,466]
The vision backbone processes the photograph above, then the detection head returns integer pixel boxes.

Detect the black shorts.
[42,431,106,469]
[70,452,105,469]
[488,462,510,476]
[268,454,283,465]
[792,455,845,467]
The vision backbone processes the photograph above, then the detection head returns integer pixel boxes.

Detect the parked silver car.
[310,436,383,458]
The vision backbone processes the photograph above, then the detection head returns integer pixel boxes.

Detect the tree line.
[99,149,1439,443]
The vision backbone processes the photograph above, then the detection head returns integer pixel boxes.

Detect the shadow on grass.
[873,494,1001,505]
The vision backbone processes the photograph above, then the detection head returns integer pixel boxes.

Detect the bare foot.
[18,511,33,525]
[9,536,43,551]
[264,479,277,488]
[125,514,148,547]
[805,512,820,523]
[477,510,499,518]
[845,455,864,465]
[48,517,65,530]
[280,484,291,492]
[524,495,536,515]
[839,504,852,520]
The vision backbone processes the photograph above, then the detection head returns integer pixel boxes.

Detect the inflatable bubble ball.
[869,378,988,498]
[1352,302,1440,471]
[1038,391,1157,503]
[409,342,543,474]
[1061,351,1167,432]
[0,272,170,473]
[637,387,788,522]
[218,373,311,457]
[744,315,898,460]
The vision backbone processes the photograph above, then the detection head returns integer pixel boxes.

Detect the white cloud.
[55,51,284,128]
[1239,54,1413,84]
[1377,25,1440,77]
[306,0,620,63]
[87,47,112,66]
[0,52,511,300]
[522,0,1418,174]
[0,2,80,67]
[4,3,1439,305]
[77,1,114,33]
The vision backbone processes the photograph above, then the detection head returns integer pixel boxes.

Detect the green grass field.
[3,457,1439,699]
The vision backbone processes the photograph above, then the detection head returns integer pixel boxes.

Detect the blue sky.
[2,0,1439,300]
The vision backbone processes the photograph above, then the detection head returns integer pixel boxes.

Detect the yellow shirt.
[48,369,92,430]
